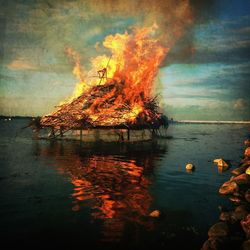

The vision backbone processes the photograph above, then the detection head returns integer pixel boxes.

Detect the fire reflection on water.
[34,141,167,242]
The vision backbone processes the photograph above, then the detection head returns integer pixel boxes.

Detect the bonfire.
[31,25,169,140]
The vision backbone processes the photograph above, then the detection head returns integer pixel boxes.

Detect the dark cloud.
[0,17,6,64]
[190,0,217,22]
[191,47,250,64]
[0,74,15,81]
[160,0,217,65]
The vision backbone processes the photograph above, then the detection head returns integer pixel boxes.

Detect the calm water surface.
[0,118,249,249]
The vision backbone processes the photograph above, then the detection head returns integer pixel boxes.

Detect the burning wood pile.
[40,80,166,130]
[35,25,169,139]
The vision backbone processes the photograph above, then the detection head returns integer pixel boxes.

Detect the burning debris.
[40,80,167,129]
[31,25,169,141]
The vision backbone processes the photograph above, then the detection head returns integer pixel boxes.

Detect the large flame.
[64,25,168,124]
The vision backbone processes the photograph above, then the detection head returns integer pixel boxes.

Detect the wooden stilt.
[33,129,39,139]
[127,129,130,141]
[48,127,55,138]
[80,129,83,141]
[152,129,155,139]
[60,126,63,137]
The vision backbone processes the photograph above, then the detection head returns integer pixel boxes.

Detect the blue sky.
[0,0,249,120]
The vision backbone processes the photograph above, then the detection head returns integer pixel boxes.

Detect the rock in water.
[219,181,239,195]
[242,240,250,250]
[213,158,229,172]
[186,163,194,171]
[231,173,250,185]
[241,214,250,238]
[241,160,250,168]
[233,205,248,221]
[245,147,250,158]
[201,237,228,250]
[229,195,242,204]
[246,167,250,175]
[149,210,160,218]
[231,165,248,176]
[245,189,250,202]
[244,139,250,146]
[219,211,232,222]
[208,222,230,237]
[214,159,229,167]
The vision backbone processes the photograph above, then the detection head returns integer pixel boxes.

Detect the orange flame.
[65,25,168,124]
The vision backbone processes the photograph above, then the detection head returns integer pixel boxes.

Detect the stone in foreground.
[208,222,230,237]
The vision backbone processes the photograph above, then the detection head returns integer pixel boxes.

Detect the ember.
[35,25,169,141]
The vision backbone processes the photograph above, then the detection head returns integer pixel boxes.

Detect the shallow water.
[0,118,249,249]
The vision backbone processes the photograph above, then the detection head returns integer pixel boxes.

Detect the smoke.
[21,0,193,58]
[60,0,195,72]
[78,0,194,48]
[1,0,217,68]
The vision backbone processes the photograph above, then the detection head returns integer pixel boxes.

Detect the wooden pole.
[60,126,63,137]
[80,129,83,141]
[48,127,55,138]
[127,129,130,141]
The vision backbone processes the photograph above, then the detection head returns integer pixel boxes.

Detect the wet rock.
[214,159,229,167]
[241,159,250,167]
[245,147,250,158]
[149,210,160,218]
[214,159,229,171]
[208,222,230,237]
[242,239,250,250]
[218,166,229,173]
[229,195,243,204]
[246,167,250,175]
[186,163,194,172]
[231,173,250,185]
[219,181,239,195]
[231,165,248,176]
[241,158,248,163]
[229,176,235,181]
[218,205,229,212]
[219,211,233,223]
[245,189,250,203]
[201,237,228,250]
[241,214,250,238]
[244,139,250,147]
[233,205,249,221]
[233,191,243,197]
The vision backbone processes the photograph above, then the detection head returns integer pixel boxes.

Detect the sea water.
[0,118,249,249]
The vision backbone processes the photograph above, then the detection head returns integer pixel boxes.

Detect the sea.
[0,118,249,249]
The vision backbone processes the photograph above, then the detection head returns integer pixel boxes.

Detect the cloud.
[233,26,250,34]
[6,58,72,73]
[4,0,195,54]
[193,15,250,63]
[0,74,15,81]
[8,59,37,70]
[233,98,249,110]
[160,62,250,90]
[235,40,250,48]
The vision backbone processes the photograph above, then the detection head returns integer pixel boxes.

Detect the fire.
[66,25,168,124]
[40,25,168,130]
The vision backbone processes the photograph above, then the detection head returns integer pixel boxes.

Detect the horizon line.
[174,120,250,124]
[0,115,250,124]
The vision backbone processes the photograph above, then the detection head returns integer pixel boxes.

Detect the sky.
[0,0,250,120]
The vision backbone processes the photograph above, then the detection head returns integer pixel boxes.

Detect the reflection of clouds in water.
[34,141,167,242]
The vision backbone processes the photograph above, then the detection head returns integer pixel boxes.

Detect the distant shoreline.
[0,116,250,124]
[173,120,250,124]
[0,116,33,119]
